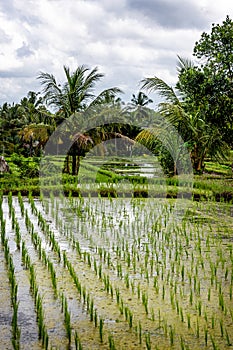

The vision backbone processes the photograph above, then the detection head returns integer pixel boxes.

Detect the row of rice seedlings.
[9,195,53,348]
[26,217,59,298]
[36,211,61,261]
[28,192,38,215]
[21,239,49,349]
[69,204,151,316]
[60,293,72,344]
[7,191,13,218]
[21,197,61,277]
[74,330,83,350]
[184,205,233,342]
[0,211,20,350]
[17,192,25,216]
[62,251,105,340]
[80,251,140,332]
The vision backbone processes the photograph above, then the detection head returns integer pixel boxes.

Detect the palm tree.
[130,91,153,107]
[37,65,122,118]
[68,132,93,175]
[128,91,153,124]
[19,123,53,156]
[140,57,229,173]
[38,65,123,174]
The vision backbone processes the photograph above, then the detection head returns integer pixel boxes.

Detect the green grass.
[1,155,232,200]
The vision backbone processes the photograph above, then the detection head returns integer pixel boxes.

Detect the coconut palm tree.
[130,91,153,107]
[140,57,229,173]
[37,65,122,119]
[128,91,153,125]
[38,65,123,174]
[19,123,53,156]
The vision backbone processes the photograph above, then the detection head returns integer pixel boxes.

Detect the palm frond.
[89,87,123,107]
[176,55,194,73]
[84,66,104,90]
[37,72,62,108]
[141,77,179,104]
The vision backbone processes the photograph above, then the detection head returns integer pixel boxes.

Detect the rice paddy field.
[0,191,233,349]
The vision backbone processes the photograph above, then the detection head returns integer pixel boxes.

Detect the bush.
[8,153,40,178]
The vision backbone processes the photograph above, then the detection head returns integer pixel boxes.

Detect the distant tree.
[0,102,27,155]
[140,57,229,174]
[177,16,233,144]
[0,90,53,157]
[130,91,153,107]
[127,91,154,130]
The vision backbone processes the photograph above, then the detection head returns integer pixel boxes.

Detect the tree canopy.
[177,16,233,144]
[0,17,232,176]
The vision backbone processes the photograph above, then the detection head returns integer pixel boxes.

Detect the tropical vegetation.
[0,16,232,183]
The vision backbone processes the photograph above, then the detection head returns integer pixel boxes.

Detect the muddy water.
[0,195,233,349]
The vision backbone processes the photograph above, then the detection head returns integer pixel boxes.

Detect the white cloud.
[0,0,232,105]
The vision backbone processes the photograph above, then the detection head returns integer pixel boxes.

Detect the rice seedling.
[107,333,116,350]
[94,309,98,327]
[219,318,224,337]
[137,283,141,299]
[142,291,148,314]
[187,313,191,329]
[180,336,185,350]
[158,309,161,327]
[197,300,202,316]
[138,321,142,344]
[128,309,133,328]
[145,332,151,350]
[64,304,72,344]
[163,319,168,337]
[124,273,130,289]
[74,331,83,350]
[204,327,208,346]
[169,325,175,346]
[225,328,232,346]
[196,317,200,338]
[210,335,218,350]
[180,307,184,322]
[99,317,104,343]
[218,292,225,311]
[150,308,155,321]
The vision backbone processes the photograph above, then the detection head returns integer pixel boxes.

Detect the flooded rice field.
[0,192,233,349]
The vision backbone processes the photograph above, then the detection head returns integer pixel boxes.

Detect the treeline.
[0,16,232,176]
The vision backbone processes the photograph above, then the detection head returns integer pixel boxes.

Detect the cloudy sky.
[0,0,232,107]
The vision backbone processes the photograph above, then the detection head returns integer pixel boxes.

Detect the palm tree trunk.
[64,155,70,174]
[72,154,77,175]
[191,146,205,173]
[76,155,81,176]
